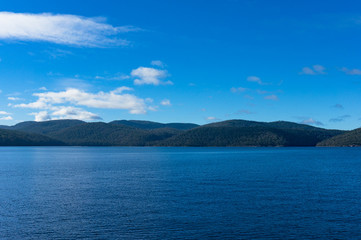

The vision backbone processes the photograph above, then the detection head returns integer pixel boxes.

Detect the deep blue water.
[1,147,361,239]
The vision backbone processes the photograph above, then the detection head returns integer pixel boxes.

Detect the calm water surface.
[1,147,361,239]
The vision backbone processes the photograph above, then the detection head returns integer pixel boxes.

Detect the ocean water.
[1,147,361,239]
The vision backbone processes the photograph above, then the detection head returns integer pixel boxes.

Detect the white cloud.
[264,94,279,101]
[300,65,326,75]
[206,116,220,121]
[160,99,171,106]
[247,76,264,85]
[340,67,361,75]
[30,111,51,122]
[30,108,101,122]
[0,12,139,47]
[0,110,12,120]
[39,87,48,91]
[230,87,247,93]
[8,97,21,101]
[151,60,165,68]
[131,67,172,85]
[15,87,148,114]
[52,106,101,120]
[0,116,13,121]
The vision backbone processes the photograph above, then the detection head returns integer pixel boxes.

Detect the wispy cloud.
[0,116,12,121]
[160,99,171,106]
[151,60,166,68]
[206,116,220,121]
[0,111,12,121]
[300,118,324,126]
[340,67,361,75]
[264,94,279,101]
[300,65,326,75]
[8,97,21,101]
[56,78,93,90]
[244,95,254,100]
[329,115,351,122]
[15,87,150,115]
[257,90,268,95]
[95,73,130,81]
[230,87,247,93]
[131,67,173,85]
[247,76,264,85]
[0,12,140,47]
[44,48,73,59]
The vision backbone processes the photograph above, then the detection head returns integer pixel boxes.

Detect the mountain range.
[0,119,358,146]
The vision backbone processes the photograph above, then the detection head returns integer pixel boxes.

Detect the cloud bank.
[0,12,139,47]
[15,87,152,121]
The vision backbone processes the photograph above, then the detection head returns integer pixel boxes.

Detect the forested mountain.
[158,120,344,147]
[0,129,65,146]
[0,119,351,146]
[317,128,361,147]
[48,122,182,146]
[5,120,85,135]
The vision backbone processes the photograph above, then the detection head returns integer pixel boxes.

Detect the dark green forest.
[0,119,354,146]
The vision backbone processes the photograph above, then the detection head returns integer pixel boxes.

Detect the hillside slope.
[157,120,344,147]
[48,122,182,146]
[317,128,361,147]
[0,129,65,146]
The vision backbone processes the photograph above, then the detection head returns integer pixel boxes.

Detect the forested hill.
[158,120,344,147]
[0,128,65,146]
[0,119,350,146]
[317,128,361,147]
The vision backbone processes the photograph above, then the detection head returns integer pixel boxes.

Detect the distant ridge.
[158,120,344,147]
[110,120,199,130]
[0,119,350,146]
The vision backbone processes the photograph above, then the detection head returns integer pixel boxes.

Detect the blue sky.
[1,0,361,130]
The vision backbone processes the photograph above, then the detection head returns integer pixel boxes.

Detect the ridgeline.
[0,119,354,146]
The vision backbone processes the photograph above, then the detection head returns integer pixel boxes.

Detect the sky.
[0,0,361,130]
